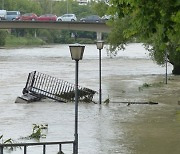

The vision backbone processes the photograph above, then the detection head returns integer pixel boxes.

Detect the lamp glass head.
[69,44,85,60]
[96,40,104,50]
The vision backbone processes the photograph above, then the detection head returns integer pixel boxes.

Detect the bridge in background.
[0,21,111,33]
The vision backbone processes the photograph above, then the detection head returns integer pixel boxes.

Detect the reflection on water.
[0,44,179,154]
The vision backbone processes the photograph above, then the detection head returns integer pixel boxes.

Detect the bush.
[0,30,8,46]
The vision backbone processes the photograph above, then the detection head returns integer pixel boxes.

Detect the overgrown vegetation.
[176,110,180,123]
[29,124,48,140]
[56,89,95,103]
[138,82,164,91]
[0,135,18,151]
[0,135,13,144]
[5,35,46,47]
[21,124,48,141]
[104,95,110,104]
[0,30,8,46]
[108,0,180,74]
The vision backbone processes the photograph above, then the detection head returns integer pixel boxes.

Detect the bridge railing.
[0,141,74,154]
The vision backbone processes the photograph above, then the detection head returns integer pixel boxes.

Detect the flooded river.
[0,44,180,154]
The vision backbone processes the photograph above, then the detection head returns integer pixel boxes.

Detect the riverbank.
[4,35,46,48]
[107,74,180,106]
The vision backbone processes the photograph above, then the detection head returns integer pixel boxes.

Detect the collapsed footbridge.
[15,71,97,103]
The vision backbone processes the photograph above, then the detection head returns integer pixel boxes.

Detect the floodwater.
[0,43,180,154]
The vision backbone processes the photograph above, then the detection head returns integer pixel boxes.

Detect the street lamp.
[69,44,85,154]
[96,40,104,104]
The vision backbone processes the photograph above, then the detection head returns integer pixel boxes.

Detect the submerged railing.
[0,141,74,154]
[17,71,97,103]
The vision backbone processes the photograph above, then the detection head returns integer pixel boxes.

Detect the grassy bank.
[5,35,46,48]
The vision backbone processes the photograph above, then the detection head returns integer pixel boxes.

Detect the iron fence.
[0,141,74,154]
[22,71,96,103]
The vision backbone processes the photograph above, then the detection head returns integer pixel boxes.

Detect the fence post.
[73,141,75,154]
[43,144,46,154]
[0,146,3,154]
[24,145,27,154]
[59,144,62,153]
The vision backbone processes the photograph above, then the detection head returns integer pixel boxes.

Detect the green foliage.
[56,89,94,102]
[108,0,180,74]
[0,30,8,46]
[138,82,164,91]
[104,95,110,104]
[0,135,14,144]
[107,17,131,52]
[5,35,46,47]
[37,29,55,43]
[176,110,180,123]
[3,0,42,15]
[28,124,48,140]
[91,1,109,17]
[0,135,17,151]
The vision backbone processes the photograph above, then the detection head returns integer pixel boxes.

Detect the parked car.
[19,13,38,21]
[0,10,7,20]
[80,15,102,22]
[56,14,77,21]
[37,14,57,21]
[6,11,20,21]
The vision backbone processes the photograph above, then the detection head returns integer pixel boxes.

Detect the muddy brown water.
[0,44,179,154]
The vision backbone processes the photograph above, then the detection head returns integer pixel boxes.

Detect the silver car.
[6,11,20,21]
[80,15,102,22]
[56,14,77,21]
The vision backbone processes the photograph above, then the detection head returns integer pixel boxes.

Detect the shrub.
[0,30,8,46]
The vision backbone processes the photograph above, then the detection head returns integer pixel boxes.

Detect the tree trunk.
[172,65,180,75]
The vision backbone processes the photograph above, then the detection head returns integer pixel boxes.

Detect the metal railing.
[0,141,74,154]
[22,71,96,103]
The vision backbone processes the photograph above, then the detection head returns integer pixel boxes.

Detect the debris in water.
[15,71,97,103]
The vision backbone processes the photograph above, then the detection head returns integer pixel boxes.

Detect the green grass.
[5,35,46,47]
[176,111,180,122]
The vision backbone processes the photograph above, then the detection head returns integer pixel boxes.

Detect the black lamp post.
[165,49,168,84]
[96,40,104,104]
[69,44,85,154]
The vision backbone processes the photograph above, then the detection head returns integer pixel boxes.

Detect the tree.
[0,30,7,46]
[3,0,42,14]
[108,0,180,74]
[91,1,109,17]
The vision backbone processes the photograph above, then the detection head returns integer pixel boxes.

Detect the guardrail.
[0,20,111,33]
[0,141,74,154]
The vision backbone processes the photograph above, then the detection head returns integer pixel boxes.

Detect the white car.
[0,10,7,20]
[56,14,77,22]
